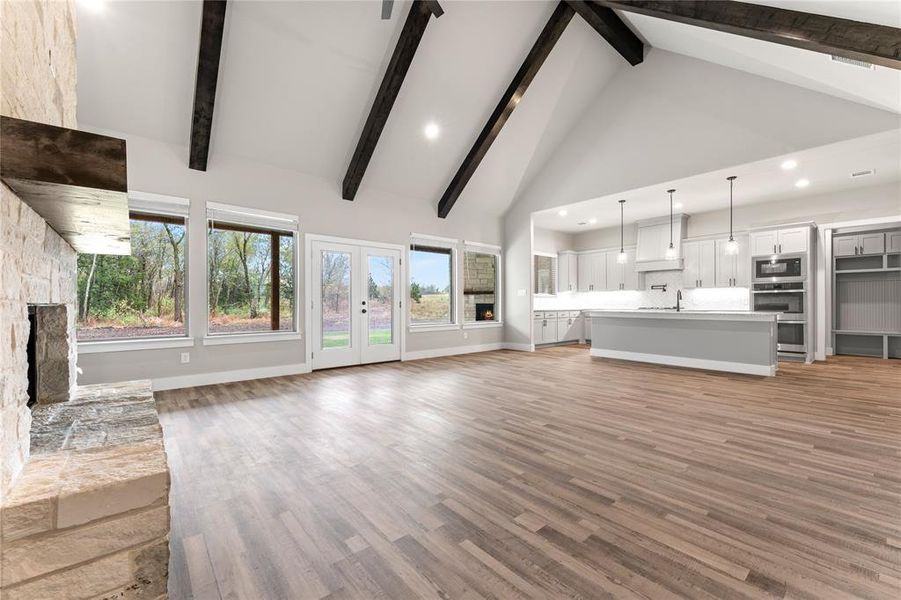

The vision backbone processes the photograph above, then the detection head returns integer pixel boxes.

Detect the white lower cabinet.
[534,311,582,344]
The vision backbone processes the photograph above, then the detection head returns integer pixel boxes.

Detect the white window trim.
[462,243,503,326]
[77,199,193,346]
[203,332,303,346]
[408,235,460,330]
[205,202,301,337]
[78,337,195,354]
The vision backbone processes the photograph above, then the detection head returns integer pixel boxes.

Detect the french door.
[311,240,402,370]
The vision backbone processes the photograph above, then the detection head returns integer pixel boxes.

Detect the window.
[409,240,455,326]
[207,203,297,335]
[77,195,189,341]
[534,254,557,295]
[463,244,500,324]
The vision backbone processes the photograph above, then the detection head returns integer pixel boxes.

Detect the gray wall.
[503,49,901,347]
[76,130,503,386]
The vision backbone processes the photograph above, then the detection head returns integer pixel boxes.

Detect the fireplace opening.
[27,305,38,408]
[476,303,495,322]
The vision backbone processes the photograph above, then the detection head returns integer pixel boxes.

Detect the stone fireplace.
[463,251,498,322]
[1,2,171,598]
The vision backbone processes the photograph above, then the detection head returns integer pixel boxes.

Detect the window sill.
[78,337,195,354]
[203,332,302,346]
[463,321,504,329]
[407,323,460,333]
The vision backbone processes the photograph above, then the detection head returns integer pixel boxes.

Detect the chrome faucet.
[676,289,682,312]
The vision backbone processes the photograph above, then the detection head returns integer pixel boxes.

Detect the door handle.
[361,309,367,314]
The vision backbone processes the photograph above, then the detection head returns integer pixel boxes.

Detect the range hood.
[634,214,689,272]
[0,115,131,255]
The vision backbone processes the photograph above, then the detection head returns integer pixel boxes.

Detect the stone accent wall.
[1,186,77,501]
[463,252,497,322]
[0,0,78,129]
[0,0,79,502]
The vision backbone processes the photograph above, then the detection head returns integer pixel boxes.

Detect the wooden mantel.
[0,115,131,255]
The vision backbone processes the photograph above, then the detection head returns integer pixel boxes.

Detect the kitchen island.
[586,310,778,376]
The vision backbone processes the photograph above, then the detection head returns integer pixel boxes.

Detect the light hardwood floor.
[156,347,901,599]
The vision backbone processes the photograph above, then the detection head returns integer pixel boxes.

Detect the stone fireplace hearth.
[1,2,171,598]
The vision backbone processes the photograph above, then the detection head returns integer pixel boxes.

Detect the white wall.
[533,227,574,254]
[503,49,901,347]
[571,181,901,251]
[76,130,504,387]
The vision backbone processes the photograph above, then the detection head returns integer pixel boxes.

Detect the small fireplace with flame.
[476,303,495,322]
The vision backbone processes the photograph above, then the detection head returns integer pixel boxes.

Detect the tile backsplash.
[534,270,750,312]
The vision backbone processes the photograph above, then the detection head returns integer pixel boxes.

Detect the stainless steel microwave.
[752,254,806,283]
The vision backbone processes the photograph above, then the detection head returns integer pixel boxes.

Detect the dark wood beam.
[423,1,444,18]
[0,115,131,254]
[595,0,901,70]
[567,1,643,65]
[342,1,442,201]
[189,0,228,171]
[437,2,575,218]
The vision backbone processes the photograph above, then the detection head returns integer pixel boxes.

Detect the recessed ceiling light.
[795,178,810,188]
[588,217,597,224]
[673,202,683,210]
[557,209,568,217]
[78,0,107,13]
[423,122,440,140]
[781,159,798,170]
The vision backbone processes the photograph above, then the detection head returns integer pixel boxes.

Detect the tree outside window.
[77,212,187,340]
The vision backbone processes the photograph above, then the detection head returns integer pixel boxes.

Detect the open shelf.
[835,267,901,274]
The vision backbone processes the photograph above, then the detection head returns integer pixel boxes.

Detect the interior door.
[312,241,401,370]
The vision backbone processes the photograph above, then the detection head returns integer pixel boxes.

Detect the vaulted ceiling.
[76,1,900,219]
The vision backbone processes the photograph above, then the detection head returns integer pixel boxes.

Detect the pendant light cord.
[667,189,675,248]
[619,199,625,252]
[727,176,736,242]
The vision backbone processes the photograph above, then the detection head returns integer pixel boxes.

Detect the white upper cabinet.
[860,233,886,255]
[714,235,749,288]
[834,233,887,257]
[558,251,578,292]
[577,252,605,292]
[833,236,859,257]
[750,230,778,256]
[605,252,620,291]
[750,226,809,255]
[682,240,715,288]
[889,231,901,253]
[777,227,808,254]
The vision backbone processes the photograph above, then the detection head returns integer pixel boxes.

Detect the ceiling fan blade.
[381,0,393,19]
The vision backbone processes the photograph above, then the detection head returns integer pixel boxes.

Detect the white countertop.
[585,309,778,322]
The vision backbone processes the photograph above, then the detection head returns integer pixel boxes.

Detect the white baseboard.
[502,342,534,352]
[826,346,834,356]
[589,348,776,377]
[403,343,506,361]
[151,362,311,391]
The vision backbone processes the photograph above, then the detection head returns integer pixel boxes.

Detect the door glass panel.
[367,255,394,345]
[321,250,352,349]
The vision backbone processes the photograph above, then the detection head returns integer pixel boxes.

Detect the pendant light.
[616,199,628,264]
[725,175,739,255]
[664,189,677,260]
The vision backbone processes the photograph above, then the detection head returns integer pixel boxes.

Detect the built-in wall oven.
[753,254,806,283]
[752,281,807,353]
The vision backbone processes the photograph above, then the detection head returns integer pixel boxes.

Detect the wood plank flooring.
[155,348,901,599]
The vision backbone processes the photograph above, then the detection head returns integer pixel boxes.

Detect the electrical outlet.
[517,289,527,297]
[180,352,190,364]
[463,332,469,340]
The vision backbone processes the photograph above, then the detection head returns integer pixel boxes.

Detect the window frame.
[533,251,558,296]
[462,242,503,328]
[408,235,459,332]
[204,202,300,342]
[76,193,192,351]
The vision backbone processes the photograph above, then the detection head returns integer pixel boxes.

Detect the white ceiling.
[76,0,900,218]
[532,129,901,232]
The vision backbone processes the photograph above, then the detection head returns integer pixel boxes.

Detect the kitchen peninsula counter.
[586,310,778,376]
